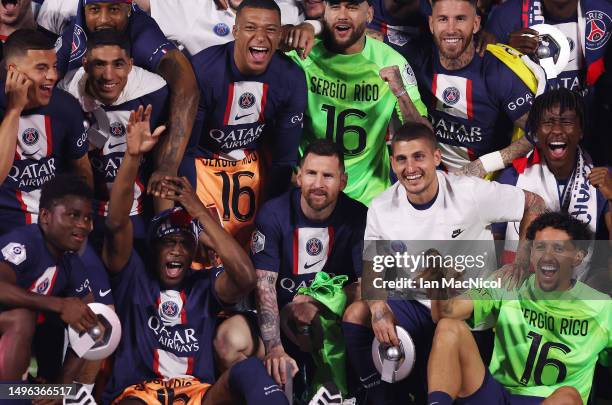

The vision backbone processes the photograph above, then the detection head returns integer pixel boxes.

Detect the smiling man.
[0,29,93,235]
[59,29,168,249]
[407,0,538,177]
[495,89,611,274]
[287,0,428,206]
[341,122,547,404]
[426,212,611,405]
[101,105,288,405]
[182,0,307,253]
[251,139,366,388]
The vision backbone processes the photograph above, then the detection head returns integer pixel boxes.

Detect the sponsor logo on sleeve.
[251,230,265,254]
[1,242,26,266]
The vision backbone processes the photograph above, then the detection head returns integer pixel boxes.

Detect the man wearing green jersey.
[288,0,429,206]
[427,212,611,405]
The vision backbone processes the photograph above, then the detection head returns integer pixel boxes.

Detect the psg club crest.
[442,87,460,106]
[70,25,87,63]
[22,128,40,146]
[213,22,231,37]
[161,300,179,318]
[585,10,611,50]
[36,278,50,294]
[238,92,256,109]
[306,238,323,256]
[110,122,126,138]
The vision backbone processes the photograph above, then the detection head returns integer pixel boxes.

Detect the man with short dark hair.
[408,0,539,177]
[494,88,611,276]
[59,28,168,248]
[252,139,366,388]
[0,174,101,379]
[426,212,610,405]
[286,0,428,206]
[182,0,307,252]
[0,29,92,235]
[102,105,289,405]
[341,122,547,404]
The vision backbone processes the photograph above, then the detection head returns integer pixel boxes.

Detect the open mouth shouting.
[248,46,270,63]
[547,140,568,160]
[334,23,353,39]
[538,263,559,280]
[164,261,185,279]
[39,83,53,99]
[1,0,20,13]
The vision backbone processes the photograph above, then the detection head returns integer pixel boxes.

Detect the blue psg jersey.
[86,87,168,218]
[251,188,366,308]
[56,5,176,76]
[0,225,90,299]
[410,46,534,168]
[188,42,307,162]
[0,87,88,233]
[368,0,431,51]
[104,252,223,402]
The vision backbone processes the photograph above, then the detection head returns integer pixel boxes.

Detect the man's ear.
[38,208,50,225]
[573,248,587,267]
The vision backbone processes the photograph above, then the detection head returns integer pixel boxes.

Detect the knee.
[342,301,370,325]
[550,386,582,405]
[3,308,36,338]
[433,318,467,343]
[214,316,252,360]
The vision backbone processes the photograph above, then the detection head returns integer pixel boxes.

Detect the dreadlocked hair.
[527,88,586,138]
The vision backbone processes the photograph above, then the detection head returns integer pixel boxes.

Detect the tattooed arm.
[519,190,547,239]
[430,296,474,323]
[255,269,297,385]
[149,50,200,212]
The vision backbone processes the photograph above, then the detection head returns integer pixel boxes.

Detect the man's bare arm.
[256,269,282,352]
[149,50,199,210]
[518,190,547,239]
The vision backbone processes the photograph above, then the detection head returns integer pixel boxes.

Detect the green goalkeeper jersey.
[468,275,611,403]
[289,37,427,206]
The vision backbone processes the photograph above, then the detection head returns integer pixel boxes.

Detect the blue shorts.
[457,370,545,405]
[386,300,435,404]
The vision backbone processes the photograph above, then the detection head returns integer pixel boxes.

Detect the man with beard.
[426,212,610,405]
[252,139,366,391]
[494,89,611,273]
[288,0,429,206]
[409,0,538,177]
[341,122,547,404]
[181,0,306,252]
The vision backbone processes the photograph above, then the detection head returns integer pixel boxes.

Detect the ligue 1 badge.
[68,303,122,360]
[529,24,571,79]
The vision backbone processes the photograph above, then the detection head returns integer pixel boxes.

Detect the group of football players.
[0,0,609,404]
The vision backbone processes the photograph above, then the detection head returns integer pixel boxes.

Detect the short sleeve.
[466,285,502,329]
[128,10,177,72]
[0,237,32,275]
[250,205,282,273]
[62,96,88,159]
[486,56,534,123]
[364,206,384,240]
[472,177,525,224]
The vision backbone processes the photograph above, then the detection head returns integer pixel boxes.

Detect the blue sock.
[427,391,453,405]
[228,357,289,405]
[342,321,401,405]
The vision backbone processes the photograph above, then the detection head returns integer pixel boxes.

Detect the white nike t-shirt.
[366,171,525,241]
[150,0,302,56]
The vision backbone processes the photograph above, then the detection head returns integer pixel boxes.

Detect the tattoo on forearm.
[525,191,547,216]
[500,137,533,165]
[256,271,281,351]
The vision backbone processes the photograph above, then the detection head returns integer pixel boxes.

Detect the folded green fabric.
[298,272,349,396]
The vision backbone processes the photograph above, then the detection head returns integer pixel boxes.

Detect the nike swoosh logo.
[359,372,378,382]
[451,229,464,238]
[99,289,111,297]
[22,150,40,157]
[234,113,253,120]
[108,142,126,150]
[304,259,323,270]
